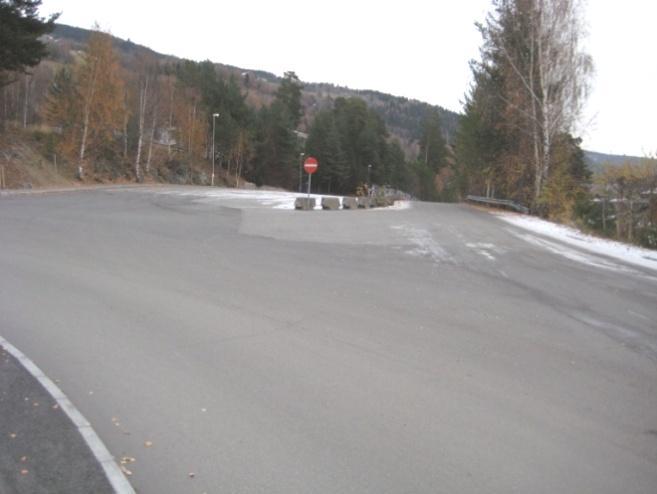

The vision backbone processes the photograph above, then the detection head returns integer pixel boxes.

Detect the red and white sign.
[304,156,319,174]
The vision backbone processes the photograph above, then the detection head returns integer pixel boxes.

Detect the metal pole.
[299,152,305,192]
[211,114,217,186]
[307,172,311,202]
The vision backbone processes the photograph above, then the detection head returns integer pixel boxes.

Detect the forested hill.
[50,23,459,156]
[583,150,652,174]
[50,24,642,170]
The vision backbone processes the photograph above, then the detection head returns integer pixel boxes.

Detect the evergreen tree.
[0,0,58,86]
[418,108,447,172]
[275,71,303,128]
[306,110,349,193]
[385,140,411,192]
[252,101,298,188]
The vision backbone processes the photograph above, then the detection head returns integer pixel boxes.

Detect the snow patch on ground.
[466,242,497,261]
[496,212,657,273]
[152,187,410,211]
[509,230,635,273]
[365,200,412,211]
[391,225,452,263]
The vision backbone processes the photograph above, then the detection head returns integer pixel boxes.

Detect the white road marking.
[466,242,497,261]
[391,225,453,263]
[0,335,135,494]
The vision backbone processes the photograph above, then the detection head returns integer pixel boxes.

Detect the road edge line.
[0,335,135,494]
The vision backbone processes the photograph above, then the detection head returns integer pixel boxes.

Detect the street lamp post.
[298,152,305,193]
[211,113,220,186]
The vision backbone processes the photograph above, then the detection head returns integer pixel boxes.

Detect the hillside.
[583,150,653,174]
[49,24,645,171]
[49,24,459,158]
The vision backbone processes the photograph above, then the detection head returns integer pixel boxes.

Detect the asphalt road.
[1,186,656,494]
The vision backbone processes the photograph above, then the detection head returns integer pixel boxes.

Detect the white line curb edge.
[0,335,135,494]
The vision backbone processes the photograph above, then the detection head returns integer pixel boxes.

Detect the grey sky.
[42,0,656,156]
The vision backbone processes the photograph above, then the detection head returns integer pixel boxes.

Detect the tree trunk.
[22,75,30,129]
[188,102,196,184]
[615,204,621,239]
[167,84,174,158]
[1,85,7,131]
[135,76,149,182]
[79,106,91,178]
[123,112,129,160]
[146,104,157,175]
[628,200,634,242]
[78,59,99,178]
[530,24,543,208]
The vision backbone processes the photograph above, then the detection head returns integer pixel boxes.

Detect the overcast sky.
[41,0,656,157]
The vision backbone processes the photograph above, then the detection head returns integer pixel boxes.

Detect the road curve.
[1,186,656,494]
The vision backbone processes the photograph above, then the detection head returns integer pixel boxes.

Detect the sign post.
[303,156,318,202]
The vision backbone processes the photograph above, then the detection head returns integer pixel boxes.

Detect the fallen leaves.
[144,440,153,448]
[119,456,135,476]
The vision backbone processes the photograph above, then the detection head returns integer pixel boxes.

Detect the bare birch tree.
[489,0,592,208]
[75,29,125,179]
[134,75,149,181]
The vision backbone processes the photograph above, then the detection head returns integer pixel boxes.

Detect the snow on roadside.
[495,212,657,273]
[152,187,410,211]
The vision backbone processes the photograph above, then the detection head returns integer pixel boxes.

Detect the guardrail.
[466,195,530,214]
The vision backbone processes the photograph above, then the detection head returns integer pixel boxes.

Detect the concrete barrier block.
[342,197,358,209]
[294,197,316,210]
[373,196,395,208]
[357,197,371,208]
[321,197,340,210]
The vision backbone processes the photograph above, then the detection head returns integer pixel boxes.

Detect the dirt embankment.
[0,127,248,191]
[0,128,76,190]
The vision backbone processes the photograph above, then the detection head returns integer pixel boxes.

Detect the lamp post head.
[213,113,220,118]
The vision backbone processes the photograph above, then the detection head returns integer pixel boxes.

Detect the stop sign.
[304,156,318,174]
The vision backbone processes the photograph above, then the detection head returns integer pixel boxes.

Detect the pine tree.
[0,0,58,87]
[275,71,303,129]
[418,109,447,172]
[306,110,349,193]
